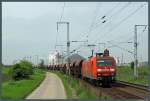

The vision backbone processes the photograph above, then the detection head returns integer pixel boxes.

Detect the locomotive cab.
[96,49,116,86]
[82,49,116,87]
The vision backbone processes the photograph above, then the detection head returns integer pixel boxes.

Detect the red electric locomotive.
[82,49,116,86]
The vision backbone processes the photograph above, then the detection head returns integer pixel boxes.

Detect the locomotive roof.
[96,55,115,60]
[89,55,115,60]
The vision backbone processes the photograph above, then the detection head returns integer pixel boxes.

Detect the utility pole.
[117,57,120,66]
[61,52,63,64]
[87,44,96,58]
[134,25,138,79]
[121,53,123,66]
[134,25,147,79]
[29,56,31,62]
[67,22,70,75]
[57,22,70,75]
[36,55,38,66]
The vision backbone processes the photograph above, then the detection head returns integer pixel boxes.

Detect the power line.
[70,3,102,54]
[78,2,131,44]
[72,3,124,52]
[95,2,131,27]
[108,34,134,45]
[88,2,131,34]
[106,4,146,39]
[103,2,121,17]
[108,29,134,42]
[63,3,146,58]
[107,41,134,54]
[93,3,146,44]
[88,3,102,35]
[109,24,147,43]
[107,25,147,54]
[74,3,102,41]
[85,3,120,38]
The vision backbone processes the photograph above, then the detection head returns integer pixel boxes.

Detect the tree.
[11,60,33,80]
[39,59,45,68]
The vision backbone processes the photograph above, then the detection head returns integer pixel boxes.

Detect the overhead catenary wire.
[87,2,120,37]
[68,3,129,55]
[73,3,102,41]
[107,27,147,65]
[107,3,147,43]
[108,23,147,44]
[70,3,146,57]
[92,3,146,44]
[57,2,145,60]
[78,2,132,44]
[72,2,125,53]
[107,41,134,54]
[70,3,102,54]
[87,2,131,36]
[107,24,148,44]
[108,29,134,42]
[94,2,131,27]
[102,2,121,18]
[88,3,102,36]
[79,3,121,41]
[107,25,147,57]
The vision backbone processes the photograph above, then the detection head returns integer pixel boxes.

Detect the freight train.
[48,49,116,86]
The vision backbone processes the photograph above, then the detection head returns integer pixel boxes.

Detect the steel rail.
[117,80,148,91]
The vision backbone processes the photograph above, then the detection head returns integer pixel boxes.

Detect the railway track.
[116,80,148,91]
[76,78,148,99]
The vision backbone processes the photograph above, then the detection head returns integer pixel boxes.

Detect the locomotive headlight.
[110,68,115,72]
[97,69,102,72]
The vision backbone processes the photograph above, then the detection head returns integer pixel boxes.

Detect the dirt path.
[26,72,67,99]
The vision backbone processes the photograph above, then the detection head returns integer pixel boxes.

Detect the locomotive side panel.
[82,57,96,80]
[92,57,97,80]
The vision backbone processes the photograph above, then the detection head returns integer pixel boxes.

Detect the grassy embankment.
[117,66,148,86]
[53,71,97,99]
[2,67,46,99]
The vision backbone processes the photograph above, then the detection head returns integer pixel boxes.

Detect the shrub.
[39,59,44,68]
[11,60,33,80]
[19,60,33,75]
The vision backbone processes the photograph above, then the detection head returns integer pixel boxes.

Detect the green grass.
[2,67,12,82]
[2,68,45,99]
[117,66,148,86]
[2,67,11,74]
[76,84,97,99]
[53,71,97,99]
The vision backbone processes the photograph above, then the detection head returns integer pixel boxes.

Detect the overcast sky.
[2,2,148,65]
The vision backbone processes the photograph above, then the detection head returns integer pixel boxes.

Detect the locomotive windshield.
[96,60,113,66]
